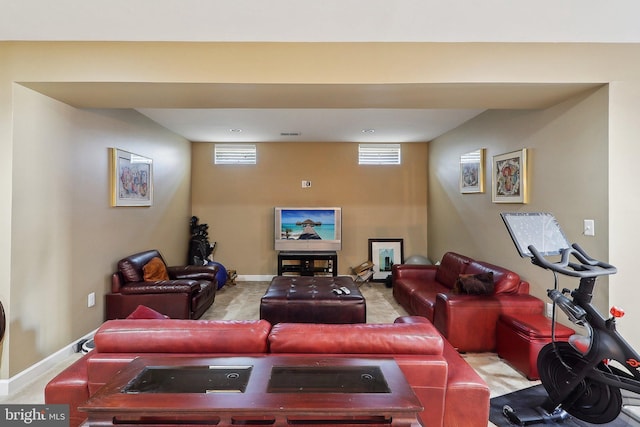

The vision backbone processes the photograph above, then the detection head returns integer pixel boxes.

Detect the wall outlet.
[301,180,311,188]
[88,292,96,308]
[545,302,553,318]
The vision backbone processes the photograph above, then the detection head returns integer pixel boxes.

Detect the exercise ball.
[207,261,228,289]
[404,255,432,265]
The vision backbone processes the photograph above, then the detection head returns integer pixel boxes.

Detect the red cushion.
[434,252,473,288]
[126,305,169,319]
[268,322,444,355]
[499,314,574,339]
[94,319,272,353]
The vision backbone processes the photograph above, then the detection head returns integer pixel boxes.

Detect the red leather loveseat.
[393,252,544,352]
[45,317,489,427]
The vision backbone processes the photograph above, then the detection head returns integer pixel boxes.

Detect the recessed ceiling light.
[230,128,242,133]
[362,129,375,133]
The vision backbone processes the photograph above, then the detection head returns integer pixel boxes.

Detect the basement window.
[358,144,401,165]
[214,144,257,165]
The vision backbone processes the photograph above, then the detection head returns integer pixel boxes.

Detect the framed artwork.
[110,148,153,207]
[368,238,404,281]
[492,149,528,204]
[459,148,485,193]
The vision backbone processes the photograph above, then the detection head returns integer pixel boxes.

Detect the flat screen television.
[274,207,342,252]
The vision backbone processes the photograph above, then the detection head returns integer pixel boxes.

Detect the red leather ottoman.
[496,313,574,380]
[260,276,366,324]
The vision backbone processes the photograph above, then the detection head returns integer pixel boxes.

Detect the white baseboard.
[0,329,96,396]
[236,275,350,281]
[237,275,274,281]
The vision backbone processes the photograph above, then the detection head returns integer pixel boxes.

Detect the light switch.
[584,219,595,236]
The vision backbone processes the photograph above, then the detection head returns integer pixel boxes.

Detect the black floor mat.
[490,385,639,426]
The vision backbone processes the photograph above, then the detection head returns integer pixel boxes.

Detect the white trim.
[237,274,274,281]
[0,329,96,396]
[237,275,351,281]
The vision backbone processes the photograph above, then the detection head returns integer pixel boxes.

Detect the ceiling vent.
[280,132,301,136]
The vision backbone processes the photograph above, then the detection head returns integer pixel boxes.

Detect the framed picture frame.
[459,148,485,193]
[368,238,404,281]
[110,148,153,207]
[492,148,528,204]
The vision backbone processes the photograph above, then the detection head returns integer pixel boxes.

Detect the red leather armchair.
[105,250,217,320]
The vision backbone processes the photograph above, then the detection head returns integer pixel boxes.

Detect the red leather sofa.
[106,250,217,320]
[393,252,544,352]
[45,317,489,427]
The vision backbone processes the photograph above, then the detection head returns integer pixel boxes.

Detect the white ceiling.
[3,1,640,43]
[6,1,634,143]
[136,108,484,143]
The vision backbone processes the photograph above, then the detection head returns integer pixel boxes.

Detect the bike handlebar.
[528,243,617,278]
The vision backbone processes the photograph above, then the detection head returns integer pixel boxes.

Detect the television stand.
[277,251,338,277]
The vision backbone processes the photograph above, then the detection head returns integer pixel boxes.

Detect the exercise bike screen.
[501,212,571,258]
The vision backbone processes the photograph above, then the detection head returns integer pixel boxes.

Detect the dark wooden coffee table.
[79,355,421,426]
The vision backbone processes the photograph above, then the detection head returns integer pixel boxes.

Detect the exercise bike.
[500,212,640,425]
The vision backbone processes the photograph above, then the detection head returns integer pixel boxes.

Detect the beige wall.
[429,87,609,311]
[191,142,428,276]
[2,41,640,380]
[6,86,192,376]
[608,82,640,343]
[0,48,14,379]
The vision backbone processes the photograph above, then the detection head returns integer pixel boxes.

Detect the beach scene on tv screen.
[281,209,336,240]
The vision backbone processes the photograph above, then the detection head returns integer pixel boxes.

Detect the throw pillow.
[127,305,169,319]
[142,257,169,281]
[453,272,495,295]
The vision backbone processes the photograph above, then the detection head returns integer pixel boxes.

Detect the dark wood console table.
[79,355,421,426]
